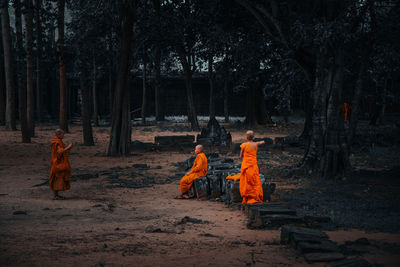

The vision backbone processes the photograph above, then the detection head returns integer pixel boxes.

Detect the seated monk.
[176,145,207,199]
[49,129,73,200]
[238,130,265,204]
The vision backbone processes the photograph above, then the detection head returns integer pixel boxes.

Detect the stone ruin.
[197,118,232,146]
[179,153,276,203]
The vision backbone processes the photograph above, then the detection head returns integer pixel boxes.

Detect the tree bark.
[208,56,215,120]
[35,0,42,122]
[24,0,35,137]
[80,70,94,146]
[57,0,68,132]
[179,52,199,130]
[0,23,4,125]
[154,46,164,121]
[223,78,229,122]
[141,47,147,123]
[14,0,30,142]
[92,52,99,126]
[108,33,114,117]
[302,49,350,179]
[347,58,367,145]
[377,77,388,125]
[108,0,136,156]
[0,0,16,130]
[183,70,199,130]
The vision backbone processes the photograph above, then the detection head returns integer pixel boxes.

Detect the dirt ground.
[0,121,399,267]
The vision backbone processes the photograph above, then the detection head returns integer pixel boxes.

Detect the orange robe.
[226,174,240,181]
[239,143,263,204]
[179,152,207,193]
[49,136,71,191]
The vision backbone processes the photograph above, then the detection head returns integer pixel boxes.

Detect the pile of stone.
[197,118,232,146]
[185,154,276,204]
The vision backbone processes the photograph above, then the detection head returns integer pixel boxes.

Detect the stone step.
[193,177,209,199]
[280,225,328,244]
[297,239,340,253]
[303,252,345,263]
[248,215,304,229]
[249,207,297,221]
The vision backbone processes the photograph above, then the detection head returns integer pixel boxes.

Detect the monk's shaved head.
[246,130,254,141]
[195,144,203,152]
[55,129,64,135]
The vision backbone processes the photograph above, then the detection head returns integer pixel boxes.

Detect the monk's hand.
[185,171,190,176]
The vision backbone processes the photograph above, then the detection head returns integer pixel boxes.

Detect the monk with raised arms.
[238,130,264,204]
[176,145,207,199]
[49,129,73,200]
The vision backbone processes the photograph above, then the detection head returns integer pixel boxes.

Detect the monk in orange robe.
[238,130,264,204]
[176,145,207,199]
[49,129,73,200]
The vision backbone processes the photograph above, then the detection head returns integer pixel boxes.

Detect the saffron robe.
[239,142,263,204]
[179,152,207,193]
[49,137,71,191]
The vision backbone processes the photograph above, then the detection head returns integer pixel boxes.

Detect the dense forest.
[0,0,399,178]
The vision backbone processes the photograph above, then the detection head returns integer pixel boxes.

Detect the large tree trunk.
[302,50,350,179]
[0,0,16,130]
[245,86,256,126]
[376,77,388,125]
[57,0,68,132]
[92,53,99,126]
[347,57,367,145]
[154,46,164,121]
[24,0,35,137]
[80,70,94,146]
[35,0,42,122]
[14,0,30,142]
[208,56,215,120]
[107,0,136,156]
[183,70,199,130]
[223,78,229,123]
[108,34,114,118]
[300,87,313,140]
[141,47,147,123]
[0,25,5,125]
[245,83,271,126]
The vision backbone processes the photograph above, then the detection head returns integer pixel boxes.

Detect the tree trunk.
[14,0,30,142]
[245,86,256,126]
[154,46,164,121]
[183,70,199,130]
[302,49,350,179]
[92,53,98,126]
[223,78,229,122]
[347,59,367,145]
[0,0,16,130]
[300,87,313,140]
[208,56,215,120]
[57,0,68,132]
[108,34,113,117]
[377,77,388,125]
[35,0,42,122]
[24,0,35,137]
[255,84,272,124]
[80,70,94,146]
[141,47,147,123]
[107,0,136,156]
[0,23,4,125]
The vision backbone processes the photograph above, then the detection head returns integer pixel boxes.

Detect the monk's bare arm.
[256,141,265,147]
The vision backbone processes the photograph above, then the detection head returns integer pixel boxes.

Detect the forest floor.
[0,119,399,267]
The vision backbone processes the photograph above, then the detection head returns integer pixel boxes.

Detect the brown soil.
[0,122,399,266]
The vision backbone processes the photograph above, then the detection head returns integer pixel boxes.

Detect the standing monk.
[239,130,264,204]
[176,145,207,199]
[49,129,73,200]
